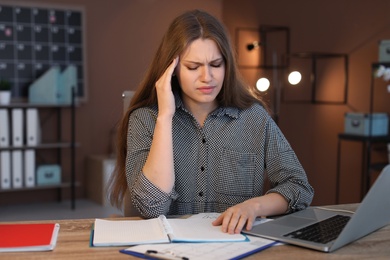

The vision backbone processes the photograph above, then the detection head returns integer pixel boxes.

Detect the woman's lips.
[198,86,214,94]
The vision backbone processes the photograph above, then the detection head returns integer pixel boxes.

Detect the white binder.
[26,108,41,146]
[0,109,10,147]
[0,151,11,189]
[24,149,35,187]
[11,150,23,188]
[11,108,24,147]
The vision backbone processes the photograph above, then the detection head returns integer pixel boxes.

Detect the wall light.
[247,41,262,51]
[288,71,302,85]
[256,77,270,92]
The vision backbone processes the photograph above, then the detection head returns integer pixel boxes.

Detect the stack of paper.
[116,213,278,260]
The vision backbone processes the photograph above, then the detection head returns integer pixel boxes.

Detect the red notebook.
[0,223,60,252]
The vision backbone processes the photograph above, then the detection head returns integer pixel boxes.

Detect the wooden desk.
[1,204,389,259]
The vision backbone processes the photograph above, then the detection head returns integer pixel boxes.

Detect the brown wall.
[3,0,390,207]
[223,0,390,205]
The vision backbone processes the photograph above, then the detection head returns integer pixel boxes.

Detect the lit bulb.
[288,71,302,85]
[256,78,270,92]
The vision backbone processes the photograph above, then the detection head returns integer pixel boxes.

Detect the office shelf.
[0,143,80,151]
[0,89,78,209]
[0,182,79,193]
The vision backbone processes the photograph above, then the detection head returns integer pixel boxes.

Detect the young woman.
[109,9,314,234]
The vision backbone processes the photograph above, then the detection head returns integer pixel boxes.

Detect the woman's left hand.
[212,199,258,234]
[212,193,288,234]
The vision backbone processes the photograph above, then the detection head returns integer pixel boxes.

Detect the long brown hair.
[108,9,268,209]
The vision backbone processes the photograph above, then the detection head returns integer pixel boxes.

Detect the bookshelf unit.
[335,62,390,204]
[0,93,78,209]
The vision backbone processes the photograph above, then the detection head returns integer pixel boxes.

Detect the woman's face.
[175,38,225,112]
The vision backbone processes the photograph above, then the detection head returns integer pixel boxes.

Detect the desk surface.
[1,204,389,259]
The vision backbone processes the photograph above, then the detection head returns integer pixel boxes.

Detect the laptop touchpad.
[276,216,314,228]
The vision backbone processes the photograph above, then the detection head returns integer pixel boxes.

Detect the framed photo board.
[0,2,87,101]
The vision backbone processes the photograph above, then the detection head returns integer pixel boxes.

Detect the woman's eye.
[211,63,222,68]
[187,66,198,70]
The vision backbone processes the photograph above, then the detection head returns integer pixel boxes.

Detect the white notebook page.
[93,218,169,246]
[167,218,246,242]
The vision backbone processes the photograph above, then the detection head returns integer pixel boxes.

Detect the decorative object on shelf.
[374,64,390,80]
[36,165,62,186]
[370,63,390,116]
[0,79,11,105]
[378,40,390,62]
[28,65,77,105]
[374,64,390,92]
[344,112,389,136]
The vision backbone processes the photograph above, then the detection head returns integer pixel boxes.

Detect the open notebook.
[92,215,247,246]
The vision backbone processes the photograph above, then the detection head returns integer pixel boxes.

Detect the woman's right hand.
[155,57,179,119]
[142,57,179,194]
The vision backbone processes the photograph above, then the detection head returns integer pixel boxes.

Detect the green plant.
[0,79,11,91]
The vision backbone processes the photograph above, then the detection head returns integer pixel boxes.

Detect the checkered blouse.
[125,95,314,218]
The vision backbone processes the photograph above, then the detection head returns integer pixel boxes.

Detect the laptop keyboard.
[283,215,351,244]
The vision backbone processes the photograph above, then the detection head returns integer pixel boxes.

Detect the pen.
[145,249,189,260]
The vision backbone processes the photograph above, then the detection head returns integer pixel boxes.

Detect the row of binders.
[0,108,41,189]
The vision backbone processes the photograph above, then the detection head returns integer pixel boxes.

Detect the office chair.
[122,90,134,113]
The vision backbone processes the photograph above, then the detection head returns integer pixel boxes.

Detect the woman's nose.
[200,66,212,82]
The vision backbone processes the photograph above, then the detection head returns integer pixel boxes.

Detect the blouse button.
[202,138,206,143]
[200,166,205,171]
[198,191,204,197]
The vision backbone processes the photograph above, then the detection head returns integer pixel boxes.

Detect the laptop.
[243,165,390,252]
